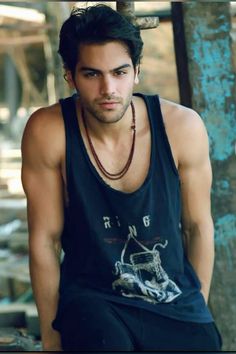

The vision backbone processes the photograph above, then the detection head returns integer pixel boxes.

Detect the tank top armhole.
[59,96,76,199]
[153,95,179,177]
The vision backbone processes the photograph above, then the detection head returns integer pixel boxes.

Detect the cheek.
[118,76,135,90]
[75,79,99,96]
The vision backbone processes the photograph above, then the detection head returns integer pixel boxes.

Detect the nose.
[99,75,116,96]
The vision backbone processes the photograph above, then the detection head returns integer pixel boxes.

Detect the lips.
[99,102,119,109]
[99,101,119,104]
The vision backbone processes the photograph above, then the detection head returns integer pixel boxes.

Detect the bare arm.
[178,110,214,303]
[21,107,64,350]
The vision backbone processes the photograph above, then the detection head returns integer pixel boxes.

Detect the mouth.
[99,102,120,109]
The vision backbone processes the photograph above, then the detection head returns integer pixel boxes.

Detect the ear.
[134,66,140,85]
[64,70,75,89]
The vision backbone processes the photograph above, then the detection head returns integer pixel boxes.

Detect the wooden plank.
[0,35,46,47]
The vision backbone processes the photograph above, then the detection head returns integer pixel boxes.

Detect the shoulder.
[23,102,63,136]
[21,102,65,168]
[159,97,205,131]
[159,97,210,167]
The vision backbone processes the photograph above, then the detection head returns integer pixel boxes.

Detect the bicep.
[22,166,64,241]
[178,115,212,229]
[180,157,212,228]
[21,111,65,248]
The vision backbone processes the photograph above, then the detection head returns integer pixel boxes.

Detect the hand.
[43,345,63,352]
[42,331,62,352]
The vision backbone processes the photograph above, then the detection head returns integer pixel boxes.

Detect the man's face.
[71,41,139,124]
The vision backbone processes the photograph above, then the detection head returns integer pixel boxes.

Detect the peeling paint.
[205,115,236,161]
[184,5,236,161]
[214,179,230,198]
[215,214,236,270]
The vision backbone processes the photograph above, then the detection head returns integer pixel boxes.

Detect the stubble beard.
[82,92,133,125]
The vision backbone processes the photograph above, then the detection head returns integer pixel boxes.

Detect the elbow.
[29,232,62,263]
[182,217,214,242]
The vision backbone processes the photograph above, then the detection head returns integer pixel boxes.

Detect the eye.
[114,70,127,76]
[84,71,99,78]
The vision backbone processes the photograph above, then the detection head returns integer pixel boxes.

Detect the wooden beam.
[0,35,46,47]
[116,1,159,30]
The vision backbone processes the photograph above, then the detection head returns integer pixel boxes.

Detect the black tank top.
[54,93,213,326]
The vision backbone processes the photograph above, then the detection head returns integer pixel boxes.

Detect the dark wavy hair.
[58,4,143,77]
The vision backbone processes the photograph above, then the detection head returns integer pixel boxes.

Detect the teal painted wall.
[183,3,236,350]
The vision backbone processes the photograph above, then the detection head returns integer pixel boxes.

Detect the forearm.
[184,218,214,303]
[29,240,62,350]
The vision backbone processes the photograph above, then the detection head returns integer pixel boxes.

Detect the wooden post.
[116,2,135,20]
[45,2,72,101]
[180,2,236,350]
[116,1,159,30]
[171,3,192,107]
[4,53,19,122]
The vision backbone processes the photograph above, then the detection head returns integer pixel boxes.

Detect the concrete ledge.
[0,303,40,336]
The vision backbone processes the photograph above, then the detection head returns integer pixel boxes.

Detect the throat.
[81,102,136,180]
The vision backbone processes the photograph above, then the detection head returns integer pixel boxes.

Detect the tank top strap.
[134,93,162,132]
[59,93,79,141]
[134,93,178,176]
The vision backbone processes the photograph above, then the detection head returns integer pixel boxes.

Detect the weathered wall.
[182,2,236,350]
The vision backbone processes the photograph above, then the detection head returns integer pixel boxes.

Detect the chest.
[91,128,151,193]
[61,117,151,196]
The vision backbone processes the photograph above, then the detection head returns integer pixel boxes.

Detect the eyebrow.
[79,64,132,73]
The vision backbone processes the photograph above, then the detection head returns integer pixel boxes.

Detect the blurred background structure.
[0,1,235,351]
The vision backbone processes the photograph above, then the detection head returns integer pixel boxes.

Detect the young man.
[21,4,222,351]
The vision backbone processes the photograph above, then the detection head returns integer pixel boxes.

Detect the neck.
[79,99,134,146]
[80,99,137,181]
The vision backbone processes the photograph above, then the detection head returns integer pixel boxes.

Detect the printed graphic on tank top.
[112,227,182,304]
[52,92,214,330]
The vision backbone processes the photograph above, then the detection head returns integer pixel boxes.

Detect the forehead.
[77,41,132,69]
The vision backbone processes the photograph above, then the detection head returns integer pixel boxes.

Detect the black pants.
[59,294,222,352]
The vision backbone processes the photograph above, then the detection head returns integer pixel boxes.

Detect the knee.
[59,297,134,351]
